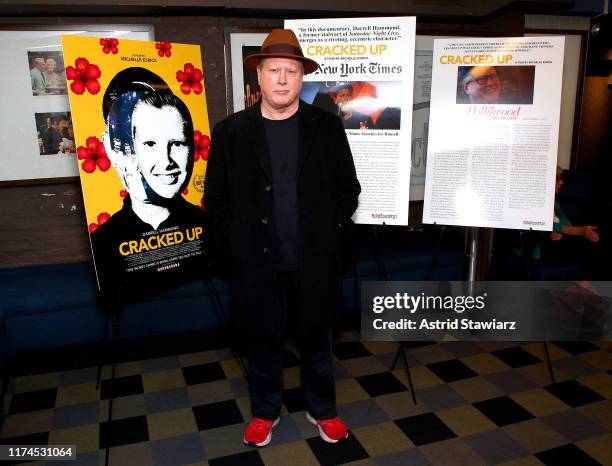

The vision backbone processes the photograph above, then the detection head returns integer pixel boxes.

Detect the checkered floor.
[1,335,610,465]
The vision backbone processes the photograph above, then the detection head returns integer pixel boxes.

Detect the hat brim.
[244,53,319,75]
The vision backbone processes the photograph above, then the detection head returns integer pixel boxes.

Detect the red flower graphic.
[194,131,211,161]
[100,38,119,54]
[176,63,203,95]
[120,189,128,199]
[77,136,110,173]
[182,188,189,195]
[66,58,101,95]
[88,212,111,233]
[155,42,172,57]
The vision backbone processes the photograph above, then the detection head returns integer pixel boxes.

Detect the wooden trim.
[0,177,80,187]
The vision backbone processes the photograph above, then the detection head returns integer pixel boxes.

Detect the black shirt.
[262,112,300,270]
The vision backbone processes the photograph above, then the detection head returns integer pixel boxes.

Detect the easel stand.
[95,283,123,466]
[390,343,417,404]
[518,229,533,279]
[205,278,248,377]
[351,224,389,313]
[388,224,453,405]
[517,229,556,385]
[371,224,389,281]
[95,277,248,466]
[367,224,419,399]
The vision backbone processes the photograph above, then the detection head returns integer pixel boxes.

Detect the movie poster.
[423,37,565,230]
[285,17,416,226]
[62,36,210,293]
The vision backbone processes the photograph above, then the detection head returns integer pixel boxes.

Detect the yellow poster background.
[62,35,210,227]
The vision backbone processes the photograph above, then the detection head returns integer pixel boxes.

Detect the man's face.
[555,175,564,194]
[34,59,45,71]
[58,119,67,131]
[463,66,501,104]
[335,88,352,106]
[132,103,190,200]
[257,58,303,111]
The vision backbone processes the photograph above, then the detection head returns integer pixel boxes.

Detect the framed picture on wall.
[224,30,268,115]
[0,26,154,185]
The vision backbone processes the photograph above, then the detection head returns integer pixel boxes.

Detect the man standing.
[30,57,47,95]
[41,115,67,154]
[205,29,360,447]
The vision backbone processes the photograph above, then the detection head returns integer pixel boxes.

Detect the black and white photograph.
[34,111,75,155]
[27,50,68,96]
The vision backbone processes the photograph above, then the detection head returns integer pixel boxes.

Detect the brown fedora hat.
[244,29,319,75]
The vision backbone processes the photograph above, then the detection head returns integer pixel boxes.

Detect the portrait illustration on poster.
[62,36,211,294]
[305,81,402,130]
[456,65,535,105]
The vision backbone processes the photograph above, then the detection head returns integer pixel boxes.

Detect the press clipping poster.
[62,36,210,293]
[423,37,565,230]
[285,17,416,225]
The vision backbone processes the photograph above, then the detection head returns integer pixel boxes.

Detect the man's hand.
[583,226,600,242]
[550,232,563,241]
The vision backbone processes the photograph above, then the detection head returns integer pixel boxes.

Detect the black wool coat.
[204,101,361,339]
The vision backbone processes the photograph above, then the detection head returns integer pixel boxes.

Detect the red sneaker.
[306,412,349,443]
[243,417,280,447]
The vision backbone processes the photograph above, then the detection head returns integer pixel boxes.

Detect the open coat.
[204,101,361,339]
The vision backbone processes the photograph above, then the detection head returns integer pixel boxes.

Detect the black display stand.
[371,224,389,281]
[518,229,534,279]
[95,282,123,466]
[95,275,246,466]
[0,372,8,425]
[389,224,446,404]
[368,223,418,404]
[390,342,417,404]
[425,224,447,281]
[517,229,556,385]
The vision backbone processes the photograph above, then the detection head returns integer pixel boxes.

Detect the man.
[30,57,47,95]
[461,66,502,104]
[41,115,67,154]
[205,29,361,447]
[334,83,374,130]
[44,57,65,93]
[92,67,206,294]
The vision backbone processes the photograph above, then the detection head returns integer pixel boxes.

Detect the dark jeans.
[247,271,337,420]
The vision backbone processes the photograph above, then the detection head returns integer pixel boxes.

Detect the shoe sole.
[243,417,279,447]
[306,412,349,443]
